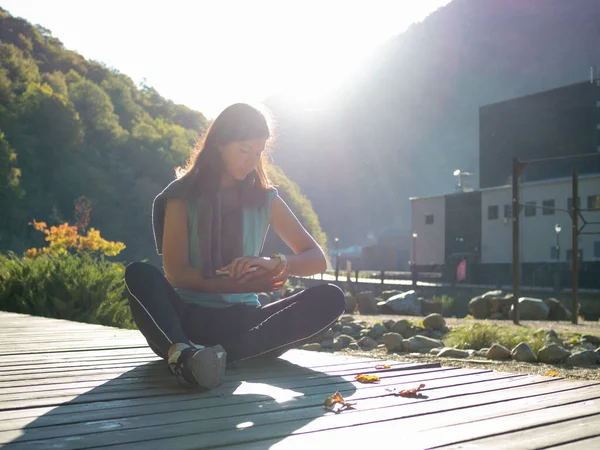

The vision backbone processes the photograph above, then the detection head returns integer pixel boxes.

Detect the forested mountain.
[0,8,325,264]
[267,0,600,245]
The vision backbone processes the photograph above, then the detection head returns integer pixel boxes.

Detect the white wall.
[410,196,446,266]
[482,175,600,264]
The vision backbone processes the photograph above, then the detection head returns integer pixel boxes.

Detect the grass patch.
[431,295,456,316]
[444,322,546,353]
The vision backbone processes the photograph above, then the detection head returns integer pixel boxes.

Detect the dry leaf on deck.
[375,364,391,370]
[546,371,559,377]
[324,391,355,412]
[386,383,426,397]
[355,374,381,383]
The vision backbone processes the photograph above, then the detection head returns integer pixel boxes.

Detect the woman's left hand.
[220,256,279,280]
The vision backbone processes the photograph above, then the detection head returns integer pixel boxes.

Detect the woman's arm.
[162,199,282,293]
[269,195,327,276]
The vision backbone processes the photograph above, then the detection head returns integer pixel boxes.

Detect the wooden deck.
[1,311,599,449]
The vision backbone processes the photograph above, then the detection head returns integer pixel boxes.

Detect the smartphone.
[216,266,259,276]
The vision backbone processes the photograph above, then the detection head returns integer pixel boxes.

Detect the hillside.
[0,8,326,263]
[267,0,600,244]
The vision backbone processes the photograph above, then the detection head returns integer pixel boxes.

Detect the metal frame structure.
[511,154,600,325]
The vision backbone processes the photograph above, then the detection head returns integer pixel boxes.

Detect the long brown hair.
[176,103,273,202]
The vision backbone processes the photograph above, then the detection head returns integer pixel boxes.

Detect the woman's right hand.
[236,260,289,292]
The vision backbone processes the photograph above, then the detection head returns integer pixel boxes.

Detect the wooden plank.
[437,414,600,449]
[547,434,600,449]
[3,376,592,449]
[0,370,515,446]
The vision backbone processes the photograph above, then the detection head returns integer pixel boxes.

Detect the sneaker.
[168,345,227,390]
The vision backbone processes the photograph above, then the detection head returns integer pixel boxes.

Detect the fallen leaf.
[546,371,559,377]
[355,374,381,383]
[323,391,356,412]
[386,383,426,397]
[375,364,391,370]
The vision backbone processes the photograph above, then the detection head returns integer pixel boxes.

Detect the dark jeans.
[124,262,345,364]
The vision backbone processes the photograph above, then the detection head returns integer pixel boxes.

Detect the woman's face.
[219,137,267,183]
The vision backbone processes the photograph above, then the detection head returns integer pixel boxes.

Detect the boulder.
[490,312,505,320]
[423,313,446,330]
[430,330,446,340]
[383,333,404,352]
[402,335,444,352]
[344,294,357,314]
[302,343,321,351]
[468,295,490,319]
[429,348,442,355]
[508,297,550,321]
[349,322,366,335]
[323,329,334,340]
[545,329,563,346]
[437,347,470,358]
[486,344,511,360]
[420,298,444,315]
[511,343,537,362]
[380,290,403,301]
[340,316,355,325]
[357,336,378,350]
[489,294,514,316]
[537,344,571,363]
[348,343,360,350]
[367,323,388,339]
[544,298,572,321]
[340,325,355,336]
[582,335,600,346]
[320,338,334,349]
[565,351,599,367]
[356,292,379,315]
[390,319,412,337]
[383,319,396,331]
[378,290,421,316]
[474,348,489,358]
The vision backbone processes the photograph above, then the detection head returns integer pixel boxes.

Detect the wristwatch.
[271,253,287,265]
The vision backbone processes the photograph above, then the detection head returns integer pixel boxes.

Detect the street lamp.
[412,232,418,287]
[554,224,561,291]
[334,237,340,281]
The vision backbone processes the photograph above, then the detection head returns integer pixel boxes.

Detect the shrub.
[444,322,545,353]
[0,252,135,329]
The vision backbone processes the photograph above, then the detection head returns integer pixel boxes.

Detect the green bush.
[0,252,135,329]
[444,322,545,353]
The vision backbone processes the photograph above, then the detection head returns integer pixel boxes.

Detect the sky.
[1,0,451,118]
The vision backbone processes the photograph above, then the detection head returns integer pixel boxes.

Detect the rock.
[537,344,571,363]
[378,290,422,316]
[391,319,411,337]
[257,293,273,306]
[420,298,444,315]
[302,343,321,351]
[544,298,572,321]
[340,316,355,325]
[357,336,378,350]
[380,290,403,301]
[340,325,355,336]
[320,338,334,349]
[430,330,446,340]
[378,344,386,349]
[336,334,354,346]
[333,331,341,338]
[468,295,490,319]
[486,344,511,360]
[490,312,505,320]
[437,347,470,358]
[582,335,600,346]
[474,348,489,358]
[323,329,334,340]
[383,319,396,331]
[430,348,442,355]
[402,335,444,352]
[348,343,360,350]
[566,350,599,367]
[511,343,537,362]
[349,322,365,334]
[508,297,550,321]
[383,332,404,352]
[356,292,379,315]
[344,294,357,314]
[367,323,388,339]
[545,329,563,346]
[423,313,446,330]
[489,293,514,316]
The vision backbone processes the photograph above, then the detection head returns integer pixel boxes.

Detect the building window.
[425,214,434,225]
[595,241,600,259]
[524,201,536,217]
[566,249,583,263]
[542,199,555,215]
[488,205,499,220]
[587,195,600,210]
[504,204,512,219]
[550,246,560,260]
[567,197,581,210]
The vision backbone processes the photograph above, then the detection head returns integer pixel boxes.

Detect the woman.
[124,103,345,390]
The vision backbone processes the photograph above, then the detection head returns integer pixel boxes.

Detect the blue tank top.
[175,190,276,308]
